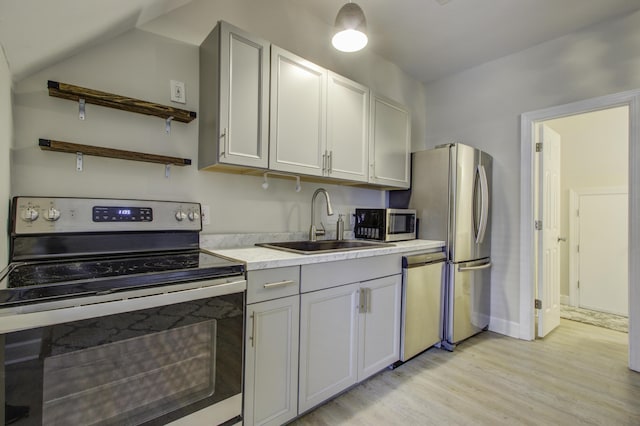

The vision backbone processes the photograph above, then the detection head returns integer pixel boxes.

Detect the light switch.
[170,80,186,104]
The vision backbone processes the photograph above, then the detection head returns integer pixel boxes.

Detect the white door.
[218,22,270,168]
[269,46,327,176]
[577,190,629,316]
[357,275,401,381]
[537,123,561,337]
[326,72,369,182]
[245,296,299,426]
[368,93,411,188]
[298,284,358,413]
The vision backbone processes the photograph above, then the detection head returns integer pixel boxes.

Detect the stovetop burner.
[1,250,244,308]
[8,250,238,288]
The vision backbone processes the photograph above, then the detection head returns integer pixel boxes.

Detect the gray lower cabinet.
[244,267,300,426]
[298,255,402,414]
[244,256,402,423]
[357,274,402,380]
[299,283,359,413]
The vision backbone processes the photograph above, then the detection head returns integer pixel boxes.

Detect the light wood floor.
[291,319,640,425]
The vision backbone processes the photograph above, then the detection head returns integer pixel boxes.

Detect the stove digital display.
[93,206,153,222]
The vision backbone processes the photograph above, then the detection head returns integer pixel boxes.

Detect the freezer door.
[450,145,492,262]
[445,258,491,345]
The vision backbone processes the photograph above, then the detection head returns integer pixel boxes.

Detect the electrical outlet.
[201,205,211,225]
[170,80,186,104]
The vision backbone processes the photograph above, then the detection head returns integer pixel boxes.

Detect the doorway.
[519,89,640,372]
[544,107,629,321]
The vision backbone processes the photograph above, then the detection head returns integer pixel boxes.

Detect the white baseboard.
[489,316,521,339]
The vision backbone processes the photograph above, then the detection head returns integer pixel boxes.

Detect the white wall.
[545,107,629,298]
[423,10,640,335]
[0,46,11,267]
[11,1,427,236]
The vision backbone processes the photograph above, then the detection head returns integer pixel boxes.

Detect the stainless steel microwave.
[354,208,417,242]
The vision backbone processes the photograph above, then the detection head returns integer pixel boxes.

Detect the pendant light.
[331,2,368,52]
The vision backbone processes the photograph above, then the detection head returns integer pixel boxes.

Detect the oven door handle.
[0,278,246,334]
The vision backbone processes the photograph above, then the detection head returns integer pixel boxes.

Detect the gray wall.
[0,48,11,267]
[423,10,640,334]
[11,1,427,236]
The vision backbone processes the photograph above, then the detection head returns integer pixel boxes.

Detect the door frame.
[568,186,628,309]
[519,89,640,371]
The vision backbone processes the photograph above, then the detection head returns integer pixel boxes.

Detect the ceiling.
[2,0,640,83]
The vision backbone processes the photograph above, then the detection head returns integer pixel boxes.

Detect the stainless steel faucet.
[309,188,334,241]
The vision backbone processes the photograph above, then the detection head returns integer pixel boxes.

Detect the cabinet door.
[245,296,299,426]
[219,22,270,168]
[358,274,402,381]
[326,72,369,182]
[270,46,327,176]
[299,283,358,413]
[369,94,411,188]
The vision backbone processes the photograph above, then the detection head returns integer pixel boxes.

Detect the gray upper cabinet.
[199,21,409,188]
[326,72,370,183]
[369,93,411,188]
[269,46,327,176]
[199,21,270,170]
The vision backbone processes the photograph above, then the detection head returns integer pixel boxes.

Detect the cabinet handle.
[220,128,228,158]
[250,312,256,347]
[263,280,295,289]
[364,288,371,313]
[328,150,333,174]
[358,288,366,313]
[322,151,327,174]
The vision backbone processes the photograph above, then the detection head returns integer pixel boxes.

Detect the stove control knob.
[21,207,39,222]
[188,211,200,222]
[45,207,61,221]
[175,209,187,221]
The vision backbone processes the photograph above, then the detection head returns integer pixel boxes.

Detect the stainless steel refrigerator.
[397,143,492,350]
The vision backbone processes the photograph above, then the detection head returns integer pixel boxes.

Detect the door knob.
[557,237,567,242]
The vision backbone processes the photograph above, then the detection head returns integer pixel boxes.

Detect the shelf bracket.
[165,164,171,178]
[79,98,86,120]
[165,116,174,134]
[76,152,83,171]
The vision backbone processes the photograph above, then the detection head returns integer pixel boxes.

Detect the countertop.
[203,239,445,271]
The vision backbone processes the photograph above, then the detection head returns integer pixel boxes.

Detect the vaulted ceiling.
[2,0,639,83]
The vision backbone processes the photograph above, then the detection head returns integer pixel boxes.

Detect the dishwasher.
[400,251,446,362]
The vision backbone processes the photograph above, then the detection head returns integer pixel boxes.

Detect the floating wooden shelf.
[47,80,197,123]
[39,139,192,166]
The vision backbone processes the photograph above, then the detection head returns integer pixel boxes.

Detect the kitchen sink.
[256,240,392,255]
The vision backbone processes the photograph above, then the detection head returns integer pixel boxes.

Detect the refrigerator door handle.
[475,164,489,244]
[458,261,492,272]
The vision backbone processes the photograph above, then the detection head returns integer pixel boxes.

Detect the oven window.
[3,293,244,425]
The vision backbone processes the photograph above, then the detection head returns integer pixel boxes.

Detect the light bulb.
[332,29,368,52]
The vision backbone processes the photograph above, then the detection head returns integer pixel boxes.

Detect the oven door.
[0,277,246,426]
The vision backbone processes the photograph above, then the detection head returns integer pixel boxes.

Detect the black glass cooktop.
[0,250,245,307]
